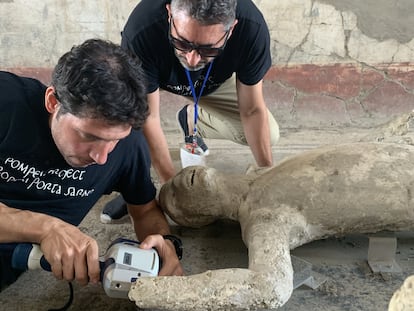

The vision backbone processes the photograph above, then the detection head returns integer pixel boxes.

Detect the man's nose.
[186,50,202,67]
[89,141,116,165]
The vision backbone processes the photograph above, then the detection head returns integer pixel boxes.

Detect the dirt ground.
[1,126,413,311]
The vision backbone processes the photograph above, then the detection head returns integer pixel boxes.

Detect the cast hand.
[139,234,183,276]
[39,222,100,286]
[245,164,273,177]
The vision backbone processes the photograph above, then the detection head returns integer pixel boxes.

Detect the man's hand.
[139,234,183,276]
[39,221,100,286]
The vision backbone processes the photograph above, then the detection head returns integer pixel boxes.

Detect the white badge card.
[180,145,206,168]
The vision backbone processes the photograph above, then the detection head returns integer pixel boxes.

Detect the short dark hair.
[170,0,237,29]
[52,39,148,129]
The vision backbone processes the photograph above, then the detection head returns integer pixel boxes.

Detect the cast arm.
[128,210,294,311]
[236,79,273,167]
[142,89,176,184]
[0,201,100,285]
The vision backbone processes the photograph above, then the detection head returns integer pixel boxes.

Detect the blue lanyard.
[185,61,214,137]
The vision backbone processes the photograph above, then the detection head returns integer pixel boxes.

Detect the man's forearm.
[128,201,171,242]
[143,90,176,184]
[0,202,101,284]
[128,200,183,276]
[237,80,273,167]
[143,121,175,184]
[242,111,273,167]
[0,202,61,243]
[148,138,175,184]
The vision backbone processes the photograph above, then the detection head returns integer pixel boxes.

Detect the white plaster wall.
[0,0,137,67]
[263,0,414,65]
[0,0,413,67]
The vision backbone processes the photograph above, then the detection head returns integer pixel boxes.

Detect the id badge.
[180,143,206,168]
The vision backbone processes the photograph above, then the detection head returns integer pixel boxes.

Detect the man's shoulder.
[0,71,46,119]
[236,0,266,21]
[123,0,168,34]
[0,70,43,84]
[233,0,269,41]
[0,71,46,96]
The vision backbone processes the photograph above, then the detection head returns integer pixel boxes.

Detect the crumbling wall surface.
[0,0,136,68]
[262,0,414,128]
[1,0,413,67]
[265,0,414,64]
[0,0,413,128]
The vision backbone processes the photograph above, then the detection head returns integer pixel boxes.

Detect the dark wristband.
[163,235,183,260]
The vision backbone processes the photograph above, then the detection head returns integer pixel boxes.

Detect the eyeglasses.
[168,17,230,58]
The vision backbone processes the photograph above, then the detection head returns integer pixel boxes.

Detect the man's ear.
[44,86,59,113]
[228,19,238,37]
[166,4,172,20]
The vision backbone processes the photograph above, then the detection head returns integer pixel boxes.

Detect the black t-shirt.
[121,0,271,96]
[0,71,156,226]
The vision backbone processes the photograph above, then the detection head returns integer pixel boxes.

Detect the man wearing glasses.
[101,0,280,222]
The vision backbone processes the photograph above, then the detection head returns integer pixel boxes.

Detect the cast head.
[159,165,246,227]
[160,166,222,227]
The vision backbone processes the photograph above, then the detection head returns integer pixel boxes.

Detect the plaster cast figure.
[359,110,413,145]
[389,275,414,311]
[129,142,414,311]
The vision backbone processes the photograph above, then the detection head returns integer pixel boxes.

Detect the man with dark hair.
[0,39,183,292]
[102,0,280,222]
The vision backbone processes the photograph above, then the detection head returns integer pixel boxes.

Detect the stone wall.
[1,0,413,128]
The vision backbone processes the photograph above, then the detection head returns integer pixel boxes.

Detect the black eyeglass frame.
[168,17,230,58]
